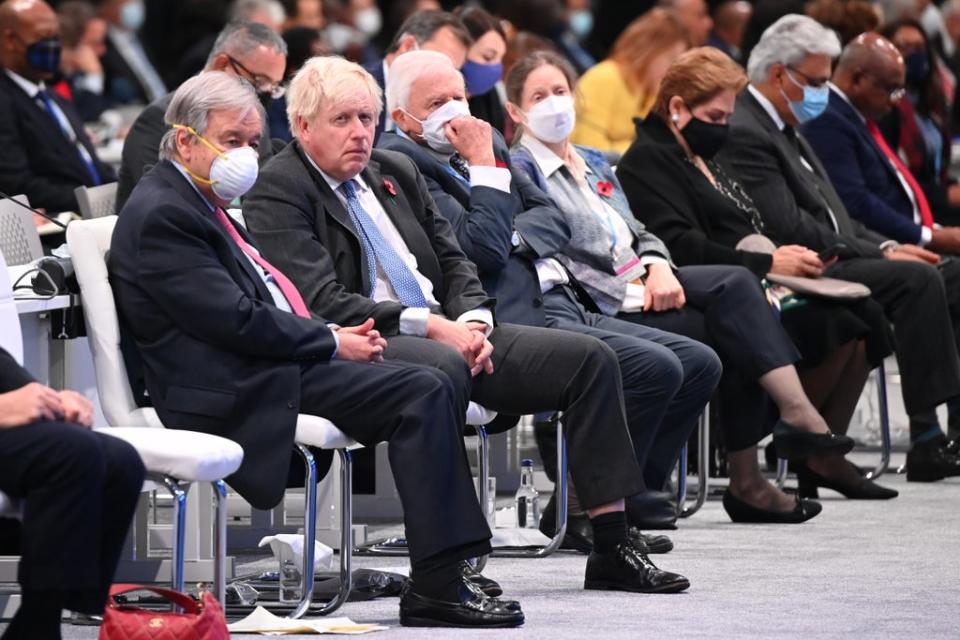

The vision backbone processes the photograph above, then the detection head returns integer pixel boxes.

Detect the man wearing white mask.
[93,0,166,105]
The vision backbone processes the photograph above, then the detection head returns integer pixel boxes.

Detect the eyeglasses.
[785,66,828,89]
[227,56,286,99]
[858,68,906,103]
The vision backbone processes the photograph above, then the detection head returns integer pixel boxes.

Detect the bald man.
[0,0,114,213]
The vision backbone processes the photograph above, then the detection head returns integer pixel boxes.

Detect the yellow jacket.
[572,60,652,155]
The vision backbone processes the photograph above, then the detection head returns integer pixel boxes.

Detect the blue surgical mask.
[570,10,594,39]
[25,37,62,74]
[461,60,503,97]
[120,0,145,31]
[781,69,829,124]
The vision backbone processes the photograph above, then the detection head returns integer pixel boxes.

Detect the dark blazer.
[116,92,274,212]
[0,348,33,394]
[801,87,924,244]
[377,131,572,327]
[242,143,492,334]
[101,33,160,106]
[109,160,338,509]
[364,58,388,143]
[720,90,887,259]
[616,115,774,278]
[0,72,115,213]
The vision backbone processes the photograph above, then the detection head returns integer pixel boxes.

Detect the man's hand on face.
[444,116,496,167]
[427,315,495,376]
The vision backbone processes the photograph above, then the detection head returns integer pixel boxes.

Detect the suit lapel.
[361,160,423,255]
[831,90,900,182]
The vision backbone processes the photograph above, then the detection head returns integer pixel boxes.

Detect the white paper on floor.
[227,607,388,634]
[259,534,333,572]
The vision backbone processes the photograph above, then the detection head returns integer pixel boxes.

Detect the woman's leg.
[798,340,870,436]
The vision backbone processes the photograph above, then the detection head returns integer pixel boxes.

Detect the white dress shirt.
[305,154,494,335]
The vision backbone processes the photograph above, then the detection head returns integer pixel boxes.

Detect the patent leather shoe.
[722,489,822,523]
[539,497,673,554]
[459,560,502,597]
[399,578,524,628]
[584,539,689,593]
[772,420,854,460]
[796,465,898,500]
[906,437,960,482]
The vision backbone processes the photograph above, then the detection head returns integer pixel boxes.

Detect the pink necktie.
[214,208,312,318]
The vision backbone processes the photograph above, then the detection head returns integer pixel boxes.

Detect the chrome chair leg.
[314,449,353,616]
[865,362,892,481]
[473,425,490,573]
[153,474,186,610]
[290,443,318,620]
[775,458,788,489]
[211,480,228,605]
[679,408,710,518]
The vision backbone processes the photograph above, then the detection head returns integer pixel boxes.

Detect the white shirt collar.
[303,150,370,194]
[518,134,592,178]
[828,82,866,123]
[5,69,43,97]
[747,84,785,131]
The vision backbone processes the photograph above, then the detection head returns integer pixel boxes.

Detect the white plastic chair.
[74,183,118,219]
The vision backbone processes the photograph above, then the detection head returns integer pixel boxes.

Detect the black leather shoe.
[400,578,524,628]
[459,561,502,597]
[943,439,960,457]
[772,420,854,460]
[624,491,678,530]
[796,465,898,500]
[628,527,673,554]
[722,489,822,523]
[539,494,593,554]
[584,539,689,593]
[906,437,960,482]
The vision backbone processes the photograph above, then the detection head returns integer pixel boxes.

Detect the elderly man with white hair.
[718,14,960,483]
[110,70,522,628]
[243,54,695,613]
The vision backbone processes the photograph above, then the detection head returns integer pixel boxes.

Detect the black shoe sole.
[584,578,690,594]
[643,539,674,554]
[400,614,525,628]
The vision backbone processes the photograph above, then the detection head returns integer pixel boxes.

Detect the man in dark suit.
[364,10,471,143]
[719,15,960,480]
[109,71,524,628]
[0,0,115,214]
[377,50,722,532]
[116,20,285,211]
[92,0,167,106]
[243,55,692,596]
[0,346,145,637]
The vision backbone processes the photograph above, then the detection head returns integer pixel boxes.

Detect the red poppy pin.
[495,160,508,169]
[383,178,397,196]
[596,180,614,198]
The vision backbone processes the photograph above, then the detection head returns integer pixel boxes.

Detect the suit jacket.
[720,90,887,259]
[0,347,33,394]
[0,72,115,213]
[116,92,274,212]
[801,87,925,244]
[377,131,572,326]
[109,160,338,509]
[102,31,162,106]
[364,58,388,144]
[242,143,492,334]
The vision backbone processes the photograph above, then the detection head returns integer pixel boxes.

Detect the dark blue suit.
[365,58,388,144]
[801,87,924,244]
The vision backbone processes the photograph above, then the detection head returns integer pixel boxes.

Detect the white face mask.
[175,124,260,201]
[354,7,382,37]
[404,99,471,154]
[524,94,576,144]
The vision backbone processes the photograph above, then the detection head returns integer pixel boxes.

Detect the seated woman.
[505,49,895,524]
[570,8,688,156]
[455,6,508,134]
[610,47,899,502]
[0,347,145,639]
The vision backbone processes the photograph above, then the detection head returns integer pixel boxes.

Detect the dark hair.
[806,0,878,45]
[881,18,945,122]
[385,10,472,54]
[282,26,321,77]
[505,50,578,106]
[454,6,506,43]
[57,0,97,48]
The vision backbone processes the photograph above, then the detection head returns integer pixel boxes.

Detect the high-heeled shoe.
[722,489,822,524]
[772,420,854,460]
[796,465,899,500]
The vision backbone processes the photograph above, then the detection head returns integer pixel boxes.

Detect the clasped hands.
[0,383,94,429]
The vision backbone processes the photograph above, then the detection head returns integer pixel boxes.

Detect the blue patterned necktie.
[36,89,101,186]
[339,179,430,307]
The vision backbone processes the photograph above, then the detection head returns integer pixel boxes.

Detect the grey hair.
[159,71,262,161]
[747,14,842,84]
[386,50,461,115]
[205,20,288,68]
[230,0,285,25]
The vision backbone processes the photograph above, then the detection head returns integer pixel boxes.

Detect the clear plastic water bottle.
[514,459,540,528]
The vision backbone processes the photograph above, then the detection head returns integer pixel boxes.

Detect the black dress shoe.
[945,439,960,457]
[628,527,673,554]
[722,489,822,523]
[584,539,689,593]
[624,491,678,530]
[400,578,524,628]
[539,494,593,554]
[906,437,960,482]
[796,465,898,500]
[772,420,855,460]
[459,560,502,597]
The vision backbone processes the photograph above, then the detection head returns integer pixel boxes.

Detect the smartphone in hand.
[817,243,848,261]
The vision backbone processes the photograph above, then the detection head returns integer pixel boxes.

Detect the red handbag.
[98,584,229,640]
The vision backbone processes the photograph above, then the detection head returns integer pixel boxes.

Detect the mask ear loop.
[173,124,225,185]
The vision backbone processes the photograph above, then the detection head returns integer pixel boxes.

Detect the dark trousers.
[828,257,960,421]
[0,423,145,614]
[384,323,647,509]
[542,286,722,490]
[296,358,489,565]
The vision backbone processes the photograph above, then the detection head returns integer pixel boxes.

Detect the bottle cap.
[521,458,534,467]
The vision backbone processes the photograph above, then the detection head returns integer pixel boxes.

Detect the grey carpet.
[7,452,960,639]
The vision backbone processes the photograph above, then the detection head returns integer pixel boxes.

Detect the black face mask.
[679,116,729,160]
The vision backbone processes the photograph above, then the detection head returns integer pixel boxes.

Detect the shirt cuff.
[469,166,511,193]
[399,307,431,337]
[879,240,899,252]
[535,258,569,294]
[920,226,933,246]
[327,326,340,359]
[639,254,670,268]
[456,308,494,336]
[76,73,104,94]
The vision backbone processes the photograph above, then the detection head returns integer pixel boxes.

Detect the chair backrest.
[74,182,119,219]
[0,249,23,364]
[66,217,163,427]
[0,195,43,266]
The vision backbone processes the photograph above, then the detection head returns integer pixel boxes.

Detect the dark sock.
[911,426,944,446]
[410,560,463,602]
[590,511,627,553]
[3,590,63,640]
